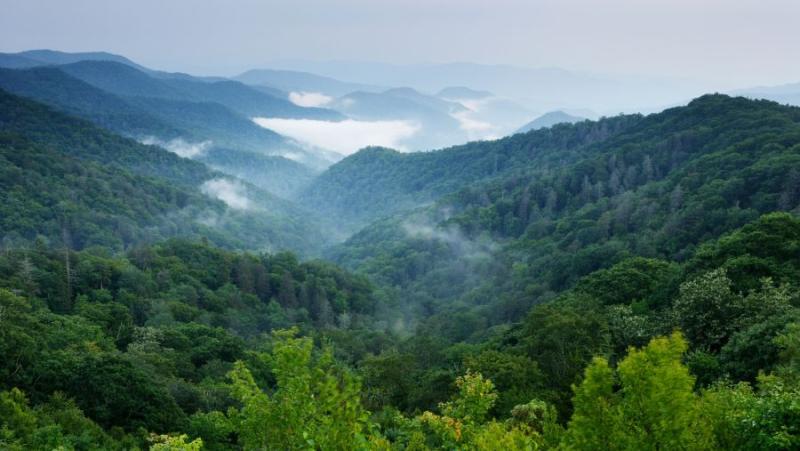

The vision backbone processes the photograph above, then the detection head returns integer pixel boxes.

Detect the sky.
[1,0,799,88]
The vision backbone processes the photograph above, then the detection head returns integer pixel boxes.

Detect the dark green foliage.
[329,95,800,347]
[574,257,679,307]
[2,87,800,448]
[302,114,640,230]
[0,238,380,439]
[0,66,183,139]
[0,86,209,186]
[0,130,206,249]
[0,88,329,254]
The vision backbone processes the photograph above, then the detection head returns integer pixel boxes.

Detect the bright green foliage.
[440,371,497,424]
[397,371,550,450]
[150,434,204,450]
[0,388,129,450]
[0,388,38,450]
[703,376,800,450]
[187,411,235,451]
[469,421,541,451]
[228,328,374,450]
[561,357,616,450]
[3,82,800,450]
[564,333,712,450]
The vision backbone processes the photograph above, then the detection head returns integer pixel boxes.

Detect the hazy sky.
[2,0,799,87]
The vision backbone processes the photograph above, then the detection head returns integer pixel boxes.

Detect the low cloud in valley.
[253,117,420,155]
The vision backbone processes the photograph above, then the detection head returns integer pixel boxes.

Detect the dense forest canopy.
[1,53,800,450]
[0,88,334,255]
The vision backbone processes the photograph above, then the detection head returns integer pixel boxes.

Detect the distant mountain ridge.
[516,111,586,133]
[265,60,710,113]
[57,60,343,121]
[436,86,493,99]
[5,49,148,70]
[732,82,800,107]
[235,68,383,97]
[329,87,469,151]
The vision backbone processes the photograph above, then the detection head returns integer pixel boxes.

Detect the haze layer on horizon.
[1,0,798,90]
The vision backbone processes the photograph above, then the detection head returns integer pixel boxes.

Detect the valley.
[1,24,800,449]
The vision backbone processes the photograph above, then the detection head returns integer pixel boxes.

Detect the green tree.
[563,332,712,450]
[228,328,374,450]
[672,269,743,351]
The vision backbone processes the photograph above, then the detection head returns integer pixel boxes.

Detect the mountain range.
[265,59,712,113]
[2,48,800,448]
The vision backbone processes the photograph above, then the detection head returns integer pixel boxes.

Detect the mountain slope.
[0,64,293,153]
[0,88,326,253]
[198,146,317,199]
[300,115,640,229]
[59,60,343,121]
[235,68,381,97]
[436,86,494,99]
[160,77,343,120]
[0,53,43,69]
[0,66,182,140]
[10,49,147,70]
[329,95,800,331]
[0,130,208,249]
[0,86,209,185]
[0,65,330,196]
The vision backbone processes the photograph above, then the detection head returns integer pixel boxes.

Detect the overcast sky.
[1,0,799,88]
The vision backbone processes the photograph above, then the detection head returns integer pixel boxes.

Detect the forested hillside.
[0,240,383,448]
[330,95,800,322]
[0,66,183,139]
[2,89,800,449]
[301,114,640,230]
[2,215,798,449]
[0,88,327,254]
[0,87,208,185]
[0,64,335,196]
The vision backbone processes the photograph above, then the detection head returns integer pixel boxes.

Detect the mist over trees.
[1,46,800,449]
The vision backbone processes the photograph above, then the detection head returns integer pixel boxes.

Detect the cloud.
[201,178,251,210]
[451,110,495,133]
[443,97,506,140]
[402,216,497,261]
[252,117,420,155]
[140,137,211,159]
[288,91,333,107]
